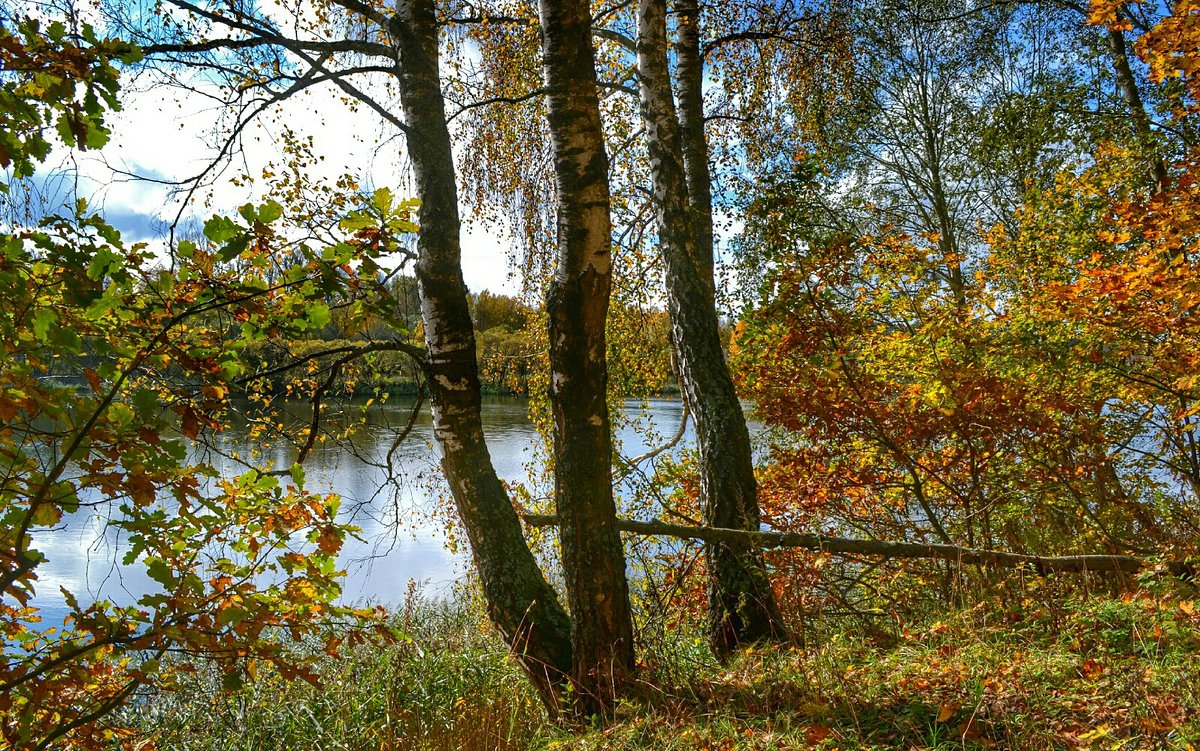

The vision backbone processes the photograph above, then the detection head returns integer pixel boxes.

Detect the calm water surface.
[33,397,698,623]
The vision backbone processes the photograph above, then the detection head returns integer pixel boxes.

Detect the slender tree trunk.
[1105,24,1167,189]
[390,0,572,711]
[637,0,786,658]
[536,0,636,714]
[673,0,714,300]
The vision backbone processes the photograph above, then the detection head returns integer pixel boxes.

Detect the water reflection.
[32,397,696,622]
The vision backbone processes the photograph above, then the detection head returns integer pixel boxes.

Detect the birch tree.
[537,0,636,710]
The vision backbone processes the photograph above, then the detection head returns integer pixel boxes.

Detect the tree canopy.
[4,0,1200,746]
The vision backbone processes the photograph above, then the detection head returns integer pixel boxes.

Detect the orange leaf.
[315,526,342,555]
[84,367,101,393]
[180,406,200,440]
[806,724,831,745]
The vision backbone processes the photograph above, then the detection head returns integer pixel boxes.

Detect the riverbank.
[122,584,1200,750]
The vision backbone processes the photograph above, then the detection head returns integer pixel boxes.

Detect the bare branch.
[327,0,392,29]
[593,26,636,52]
[240,340,428,384]
[143,36,394,59]
[448,88,546,122]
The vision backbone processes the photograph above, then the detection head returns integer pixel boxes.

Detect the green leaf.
[305,302,331,329]
[258,199,283,224]
[131,388,159,420]
[55,112,75,146]
[53,480,80,513]
[88,247,121,280]
[84,121,110,150]
[371,186,394,214]
[146,558,173,587]
[30,502,63,527]
[216,235,249,263]
[108,402,134,428]
[339,211,374,232]
[289,463,306,488]
[221,670,245,692]
[50,324,81,353]
[217,604,249,628]
[162,440,187,461]
[32,308,57,341]
[204,215,240,244]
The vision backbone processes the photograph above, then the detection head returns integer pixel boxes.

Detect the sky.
[43,58,523,294]
[7,1,753,307]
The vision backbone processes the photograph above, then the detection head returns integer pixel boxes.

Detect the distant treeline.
[238,278,678,397]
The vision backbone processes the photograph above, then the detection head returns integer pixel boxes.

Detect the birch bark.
[636,0,786,656]
[537,0,636,713]
[392,0,572,709]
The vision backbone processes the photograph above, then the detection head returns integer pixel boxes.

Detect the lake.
[31,396,697,623]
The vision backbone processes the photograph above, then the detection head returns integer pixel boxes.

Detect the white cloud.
[72,65,517,293]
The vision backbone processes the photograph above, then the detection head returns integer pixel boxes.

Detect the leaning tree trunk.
[1104,24,1167,189]
[390,0,572,710]
[637,0,786,657]
[537,0,637,715]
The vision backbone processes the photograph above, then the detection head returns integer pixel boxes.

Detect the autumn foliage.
[7,0,1200,745]
[0,22,421,747]
[730,0,1200,622]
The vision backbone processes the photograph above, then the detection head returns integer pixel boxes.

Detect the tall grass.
[124,594,544,751]
[123,576,1200,751]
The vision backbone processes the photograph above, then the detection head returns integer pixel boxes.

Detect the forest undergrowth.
[124,572,1200,751]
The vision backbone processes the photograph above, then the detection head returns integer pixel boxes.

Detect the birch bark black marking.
[636,0,786,657]
[537,0,636,715]
[391,0,571,710]
[674,0,715,300]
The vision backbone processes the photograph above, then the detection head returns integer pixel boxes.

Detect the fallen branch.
[521,514,1193,576]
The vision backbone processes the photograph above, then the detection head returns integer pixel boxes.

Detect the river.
[32,396,698,624]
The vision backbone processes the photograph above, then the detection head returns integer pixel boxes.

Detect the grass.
[122,580,1200,751]
[124,596,545,751]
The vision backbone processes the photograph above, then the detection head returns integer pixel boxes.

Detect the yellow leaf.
[30,502,63,527]
[937,703,956,723]
[1078,724,1111,742]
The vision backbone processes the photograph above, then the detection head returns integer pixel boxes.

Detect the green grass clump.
[125,596,544,751]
